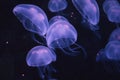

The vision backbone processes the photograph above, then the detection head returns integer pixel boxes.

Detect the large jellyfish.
[103,0,120,23]
[72,0,100,31]
[13,4,49,36]
[46,15,87,57]
[96,41,120,73]
[26,46,56,80]
[109,28,120,41]
[48,0,68,12]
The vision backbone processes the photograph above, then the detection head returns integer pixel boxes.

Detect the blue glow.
[46,16,87,56]
[13,4,49,36]
[26,46,56,79]
[72,0,100,26]
[103,0,120,23]
[48,0,68,12]
[109,28,120,41]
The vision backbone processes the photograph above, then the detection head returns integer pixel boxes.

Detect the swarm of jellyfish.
[13,0,120,79]
[13,1,87,79]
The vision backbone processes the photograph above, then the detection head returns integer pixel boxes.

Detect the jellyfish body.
[48,0,68,12]
[26,46,56,79]
[103,0,120,23]
[96,41,120,61]
[96,41,120,73]
[72,0,100,26]
[46,16,87,57]
[109,28,120,41]
[13,4,49,36]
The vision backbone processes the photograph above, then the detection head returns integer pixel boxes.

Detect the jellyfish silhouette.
[103,0,120,23]
[96,41,120,73]
[48,0,68,12]
[26,46,56,80]
[109,28,120,41]
[46,15,87,57]
[13,4,49,36]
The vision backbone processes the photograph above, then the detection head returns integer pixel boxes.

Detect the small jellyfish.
[96,41,120,61]
[72,0,100,39]
[109,28,120,41]
[72,0,100,29]
[46,16,87,57]
[48,0,68,12]
[26,46,56,80]
[96,41,120,73]
[13,4,49,36]
[103,0,120,23]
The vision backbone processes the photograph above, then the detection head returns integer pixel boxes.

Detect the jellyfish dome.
[104,41,120,60]
[109,28,120,41]
[26,46,56,67]
[72,0,100,25]
[46,18,77,49]
[48,0,68,12]
[103,0,120,23]
[49,15,68,26]
[13,4,49,36]
[96,41,120,61]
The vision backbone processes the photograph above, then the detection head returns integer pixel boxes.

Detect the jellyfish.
[103,0,120,23]
[72,0,100,31]
[46,15,87,57]
[96,41,120,73]
[109,28,120,41]
[13,4,49,36]
[96,41,120,61]
[26,46,56,80]
[48,0,68,13]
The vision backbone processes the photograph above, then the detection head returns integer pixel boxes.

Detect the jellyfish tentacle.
[56,39,83,56]
[31,33,46,45]
[37,67,46,80]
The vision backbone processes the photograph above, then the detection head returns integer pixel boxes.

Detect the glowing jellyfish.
[72,0,100,30]
[109,28,120,41]
[26,46,56,80]
[48,0,68,12]
[96,41,120,61]
[46,16,87,57]
[96,41,120,73]
[13,4,49,36]
[103,0,120,23]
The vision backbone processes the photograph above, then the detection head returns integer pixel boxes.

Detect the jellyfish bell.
[96,41,120,61]
[96,41,120,73]
[46,16,87,57]
[72,0,100,26]
[13,4,49,36]
[47,21,77,49]
[26,46,56,79]
[49,15,68,26]
[109,28,120,41]
[104,41,120,60]
[48,0,68,12]
[103,0,120,23]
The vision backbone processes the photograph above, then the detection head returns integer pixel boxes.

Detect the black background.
[0,0,120,80]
